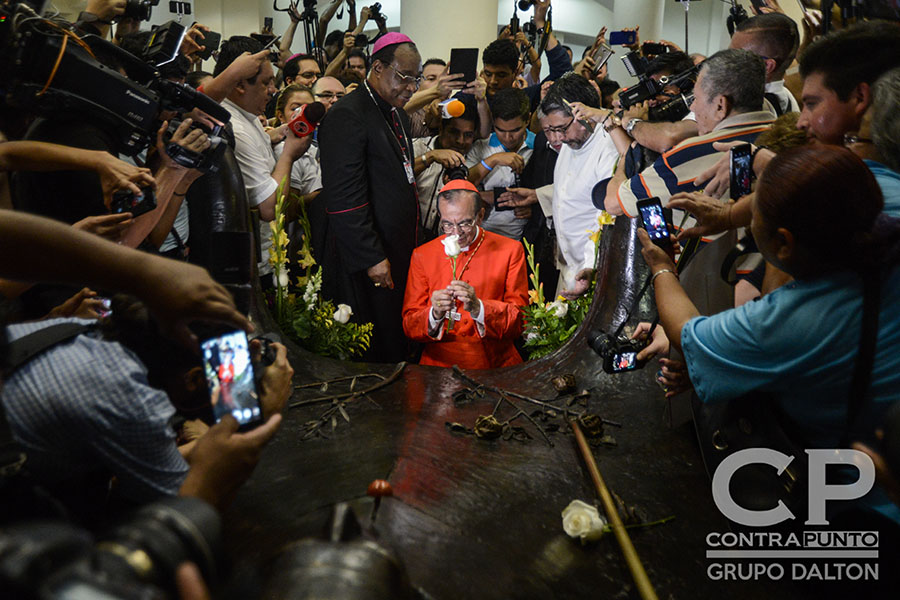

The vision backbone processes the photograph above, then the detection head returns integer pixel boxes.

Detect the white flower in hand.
[442,234,462,257]
[562,500,607,544]
[547,298,568,318]
[333,303,353,324]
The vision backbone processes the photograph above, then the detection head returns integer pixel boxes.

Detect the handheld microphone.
[288,101,327,137]
[439,97,466,119]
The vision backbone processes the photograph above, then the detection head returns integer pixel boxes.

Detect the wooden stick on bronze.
[570,419,659,600]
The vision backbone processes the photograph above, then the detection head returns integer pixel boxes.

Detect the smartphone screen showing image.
[730,143,753,200]
[201,330,263,430]
[110,188,157,218]
[636,197,671,244]
[98,298,112,318]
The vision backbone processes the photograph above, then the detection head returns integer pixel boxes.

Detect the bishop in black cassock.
[315,34,423,363]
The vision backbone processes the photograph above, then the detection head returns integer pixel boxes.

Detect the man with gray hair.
[605,49,775,222]
[605,48,775,316]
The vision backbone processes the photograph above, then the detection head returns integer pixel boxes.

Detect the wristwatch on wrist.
[602,112,622,132]
[624,118,643,135]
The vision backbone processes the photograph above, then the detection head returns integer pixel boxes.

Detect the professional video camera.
[143,20,187,67]
[0,1,230,156]
[619,59,698,122]
[587,329,649,374]
[0,497,221,600]
[649,90,695,122]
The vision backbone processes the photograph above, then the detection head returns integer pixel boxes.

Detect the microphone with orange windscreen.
[439,97,466,120]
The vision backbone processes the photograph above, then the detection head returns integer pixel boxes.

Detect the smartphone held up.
[201,330,264,430]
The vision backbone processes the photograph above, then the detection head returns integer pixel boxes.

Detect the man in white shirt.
[214,37,312,281]
[499,74,619,294]
[466,88,534,241]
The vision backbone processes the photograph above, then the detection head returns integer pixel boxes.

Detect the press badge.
[404,159,415,184]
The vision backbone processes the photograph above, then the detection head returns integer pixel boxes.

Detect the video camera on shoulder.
[588,329,648,374]
[619,59,698,123]
[1,5,230,157]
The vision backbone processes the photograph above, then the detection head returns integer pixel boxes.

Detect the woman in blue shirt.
[638,145,900,525]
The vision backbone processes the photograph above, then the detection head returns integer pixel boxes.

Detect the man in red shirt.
[402,180,528,369]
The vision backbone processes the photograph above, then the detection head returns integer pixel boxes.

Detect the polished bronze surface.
[205,192,785,597]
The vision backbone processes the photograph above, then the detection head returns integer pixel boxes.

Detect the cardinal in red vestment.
[402,179,528,369]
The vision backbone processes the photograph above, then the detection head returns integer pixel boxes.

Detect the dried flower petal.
[473,414,504,439]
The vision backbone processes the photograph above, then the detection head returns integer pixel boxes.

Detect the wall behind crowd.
[55,0,806,82]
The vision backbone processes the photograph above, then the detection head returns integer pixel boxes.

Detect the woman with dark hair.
[639,145,900,524]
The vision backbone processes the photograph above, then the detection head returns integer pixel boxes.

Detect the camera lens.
[586,330,613,358]
[96,497,221,594]
[444,165,468,182]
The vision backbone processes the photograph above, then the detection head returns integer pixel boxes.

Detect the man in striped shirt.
[605,49,775,224]
[605,49,775,316]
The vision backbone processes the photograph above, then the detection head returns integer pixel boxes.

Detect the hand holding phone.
[449,48,479,84]
[609,30,637,46]
[636,197,675,261]
[590,43,614,78]
[110,187,157,218]
[641,41,667,56]
[251,337,294,417]
[196,30,221,60]
[492,187,515,211]
[637,197,672,244]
